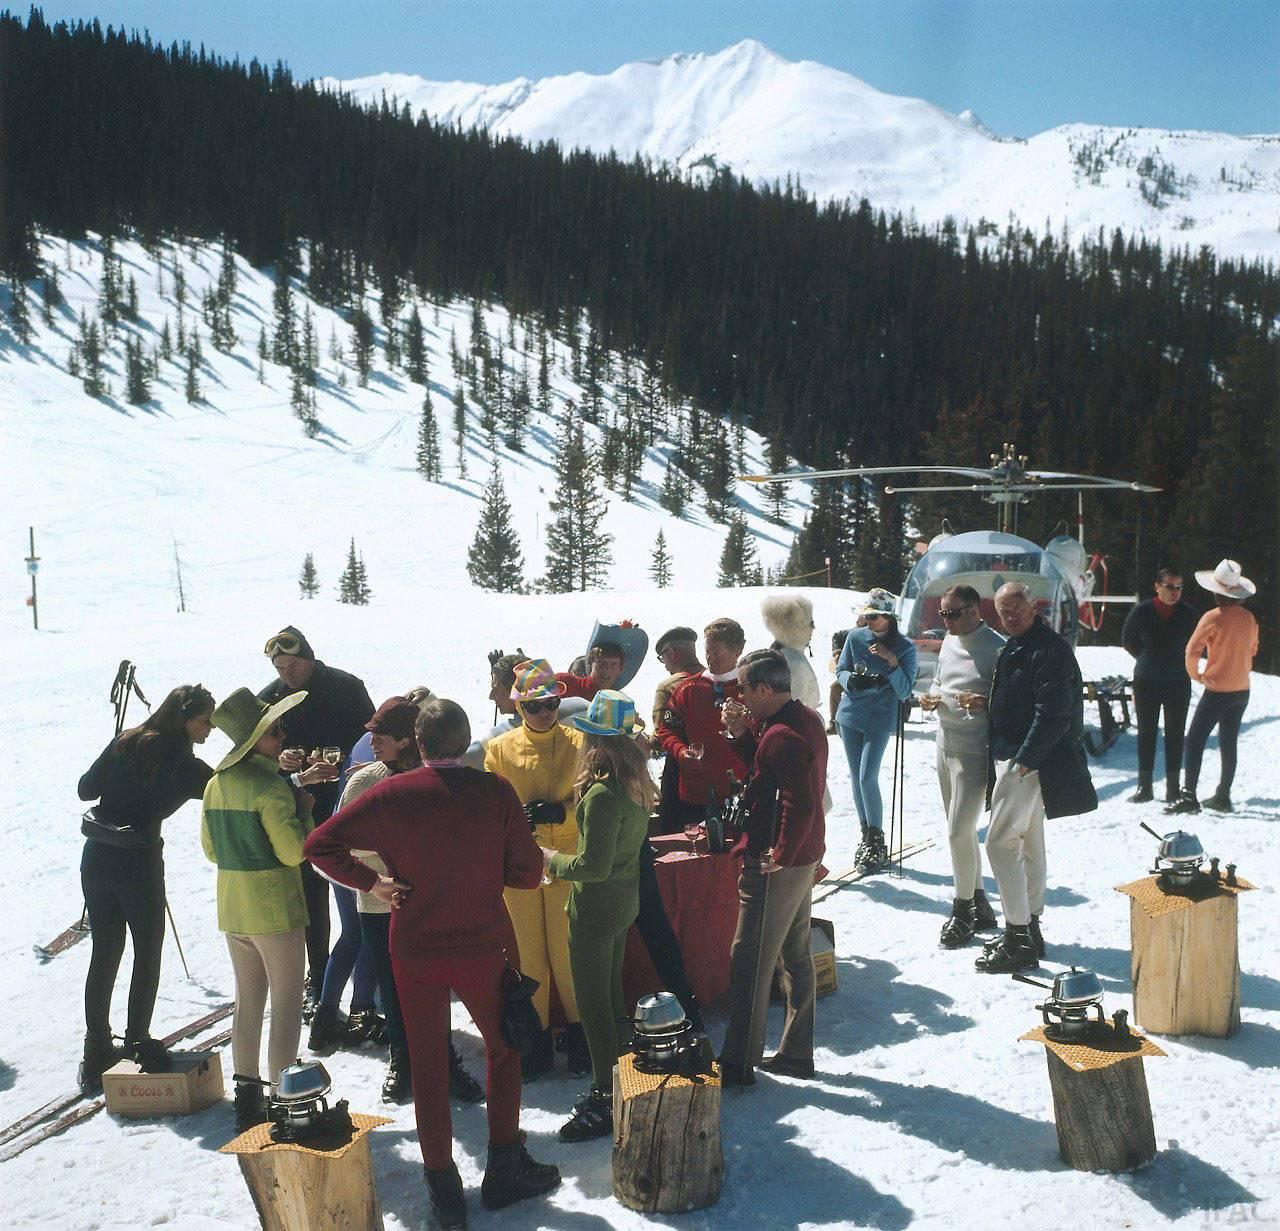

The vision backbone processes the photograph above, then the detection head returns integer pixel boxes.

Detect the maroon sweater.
[303,764,542,960]
[730,699,827,867]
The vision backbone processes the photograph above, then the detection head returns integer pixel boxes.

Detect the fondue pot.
[1014,968,1107,1041]
[632,993,706,1075]
[266,1060,353,1143]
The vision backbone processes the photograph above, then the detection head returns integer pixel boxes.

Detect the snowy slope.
[1,239,1277,1228]
[324,40,1280,264]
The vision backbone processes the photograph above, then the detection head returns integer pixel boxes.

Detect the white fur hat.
[760,593,815,651]
[1195,559,1255,599]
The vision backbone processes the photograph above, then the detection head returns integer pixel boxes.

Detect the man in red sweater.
[655,618,750,812]
[718,649,827,1086]
[304,699,559,1227]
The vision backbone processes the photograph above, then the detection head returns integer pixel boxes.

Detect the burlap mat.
[1116,873,1255,920]
[1019,1021,1166,1071]
[220,1111,390,1158]
[616,1052,720,1100]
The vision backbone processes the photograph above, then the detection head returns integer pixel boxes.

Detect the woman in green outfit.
[541,690,653,1143]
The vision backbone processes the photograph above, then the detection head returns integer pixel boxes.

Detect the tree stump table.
[613,1053,722,1213]
[1116,874,1255,1037]
[220,1112,390,1231]
[1020,1022,1165,1173]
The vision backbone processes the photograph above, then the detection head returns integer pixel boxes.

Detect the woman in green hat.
[541,690,653,1143]
[201,686,315,1129]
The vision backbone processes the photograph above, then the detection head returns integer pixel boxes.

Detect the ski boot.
[343,1007,385,1049]
[1029,913,1047,960]
[78,1032,124,1095]
[558,1087,613,1143]
[1203,789,1234,813]
[939,898,976,949]
[1165,791,1201,815]
[449,1042,484,1104]
[232,1075,269,1132]
[971,888,999,931]
[1129,775,1154,804]
[382,1054,412,1104]
[307,1004,346,1054]
[758,1053,815,1079]
[717,1057,755,1087]
[301,974,321,1027]
[480,1131,561,1211]
[125,1036,173,1072]
[854,827,889,877]
[974,925,1038,973]
[563,1023,592,1077]
[520,1028,554,1081]
[424,1161,466,1230]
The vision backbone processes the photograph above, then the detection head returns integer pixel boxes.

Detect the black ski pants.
[81,841,165,1042]
[1183,688,1250,797]
[1132,676,1191,792]
[635,840,704,1031]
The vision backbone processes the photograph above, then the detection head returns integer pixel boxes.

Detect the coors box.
[810,917,837,997]
[103,1049,224,1118]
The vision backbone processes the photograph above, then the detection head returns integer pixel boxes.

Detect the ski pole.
[896,705,906,875]
[165,899,191,981]
[739,788,779,1089]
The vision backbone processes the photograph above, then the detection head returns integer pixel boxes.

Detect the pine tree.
[125,335,150,404]
[124,274,139,322]
[8,275,32,344]
[659,458,690,516]
[536,332,552,416]
[159,317,172,362]
[416,391,442,480]
[271,266,296,367]
[98,235,121,331]
[41,264,63,326]
[80,316,105,398]
[467,461,525,591]
[184,332,202,403]
[338,538,371,605]
[453,384,469,477]
[650,528,673,587]
[299,307,318,384]
[352,306,374,386]
[717,512,761,587]
[298,552,320,598]
[543,416,613,592]
[405,305,428,384]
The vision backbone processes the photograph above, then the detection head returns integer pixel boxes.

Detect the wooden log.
[1130,892,1241,1037]
[1045,1050,1156,1173]
[612,1053,722,1213]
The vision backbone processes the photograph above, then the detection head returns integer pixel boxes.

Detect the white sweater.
[932,624,1005,756]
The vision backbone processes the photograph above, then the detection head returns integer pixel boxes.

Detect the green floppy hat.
[212,687,308,772]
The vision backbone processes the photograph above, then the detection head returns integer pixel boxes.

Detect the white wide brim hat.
[1195,559,1255,600]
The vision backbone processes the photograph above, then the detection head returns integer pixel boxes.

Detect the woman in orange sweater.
[1167,560,1259,815]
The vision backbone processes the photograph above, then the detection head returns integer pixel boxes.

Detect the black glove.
[524,799,566,827]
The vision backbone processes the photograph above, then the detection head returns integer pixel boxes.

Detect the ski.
[0,1002,233,1151]
[33,916,92,963]
[813,839,936,903]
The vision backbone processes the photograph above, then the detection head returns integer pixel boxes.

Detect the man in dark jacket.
[1121,568,1198,803]
[977,585,1097,974]
[260,625,375,1005]
[718,649,827,1085]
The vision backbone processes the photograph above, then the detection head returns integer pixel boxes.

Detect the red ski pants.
[392,949,520,1170]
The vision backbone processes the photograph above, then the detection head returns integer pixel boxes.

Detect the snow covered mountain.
[325,39,1280,263]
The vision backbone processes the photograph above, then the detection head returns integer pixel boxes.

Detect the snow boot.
[520,1028,554,1081]
[563,1023,592,1077]
[974,925,1038,974]
[480,1131,561,1211]
[343,1007,385,1049]
[301,974,321,1026]
[1165,791,1201,815]
[232,1075,269,1132]
[717,1058,755,1087]
[939,898,977,949]
[758,1053,815,1080]
[971,888,999,931]
[1129,776,1154,804]
[126,1036,173,1072]
[382,1054,412,1104]
[448,1042,484,1104]
[1164,778,1181,804]
[558,1087,613,1143]
[1203,789,1234,813]
[854,827,889,877]
[78,1032,123,1095]
[424,1161,467,1229]
[307,1004,346,1054]
[1029,914,1046,959]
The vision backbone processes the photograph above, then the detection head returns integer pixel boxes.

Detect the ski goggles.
[264,631,305,658]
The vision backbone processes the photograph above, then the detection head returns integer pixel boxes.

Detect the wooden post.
[220,1112,389,1231]
[1044,1050,1156,1173]
[613,1053,722,1213]
[1117,875,1253,1038]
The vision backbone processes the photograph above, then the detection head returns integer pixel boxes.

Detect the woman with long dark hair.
[541,691,653,1143]
[76,683,216,1092]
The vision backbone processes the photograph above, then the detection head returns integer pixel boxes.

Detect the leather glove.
[524,799,566,827]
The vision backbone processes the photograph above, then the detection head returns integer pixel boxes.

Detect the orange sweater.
[1185,605,1258,693]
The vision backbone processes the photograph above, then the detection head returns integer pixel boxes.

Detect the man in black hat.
[260,625,375,1015]
[651,627,704,834]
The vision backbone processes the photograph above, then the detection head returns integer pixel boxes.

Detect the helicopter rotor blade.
[1027,471,1162,492]
[739,464,1000,486]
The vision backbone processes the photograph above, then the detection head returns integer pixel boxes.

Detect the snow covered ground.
[1,237,1277,1229]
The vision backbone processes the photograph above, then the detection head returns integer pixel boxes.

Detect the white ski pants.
[984,760,1047,927]
[226,926,305,1083]
[936,746,988,900]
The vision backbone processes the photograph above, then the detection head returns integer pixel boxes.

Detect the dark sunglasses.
[264,632,304,657]
[520,698,561,715]
[1158,582,1184,591]
[939,607,974,620]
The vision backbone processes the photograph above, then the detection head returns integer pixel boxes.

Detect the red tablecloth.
[623,833,742,1010]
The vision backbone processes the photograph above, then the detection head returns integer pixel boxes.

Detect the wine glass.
[759,846,781,874]
[683,820,702,855]
[685,742,705,761]
[957,694,979,722]
[322,746,342,766]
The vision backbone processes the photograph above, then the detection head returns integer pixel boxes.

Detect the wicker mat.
[616,1052,721,1101]
[1116,874,1255,921]
[220,1111,390,1158]
[1019,1021,1166,1072]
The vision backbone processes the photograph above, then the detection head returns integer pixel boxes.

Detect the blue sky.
[26,0,1280,136]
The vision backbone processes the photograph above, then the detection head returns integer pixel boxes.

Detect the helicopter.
[740,444,1161,680]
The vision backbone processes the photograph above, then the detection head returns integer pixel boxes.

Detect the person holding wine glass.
[921,584,1006,950]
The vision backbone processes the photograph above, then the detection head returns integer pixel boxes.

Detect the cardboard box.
[810,917,837,997]
[103,1049,224,1118]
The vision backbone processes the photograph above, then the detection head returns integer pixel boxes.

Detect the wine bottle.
[705,787,726,853]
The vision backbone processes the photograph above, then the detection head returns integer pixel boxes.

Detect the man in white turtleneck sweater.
[921,584,1005,950]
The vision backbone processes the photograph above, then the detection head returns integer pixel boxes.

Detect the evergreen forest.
[2,11,1277,665]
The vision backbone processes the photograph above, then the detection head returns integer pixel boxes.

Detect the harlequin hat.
[568,690,639,737]
[1195,559,1255,600]
[510,658,567,701]
[855,588,898,619]
[212,687,308,772]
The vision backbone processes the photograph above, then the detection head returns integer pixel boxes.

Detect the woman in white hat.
[1167,560,1259,815]
[201,686,315,1128]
